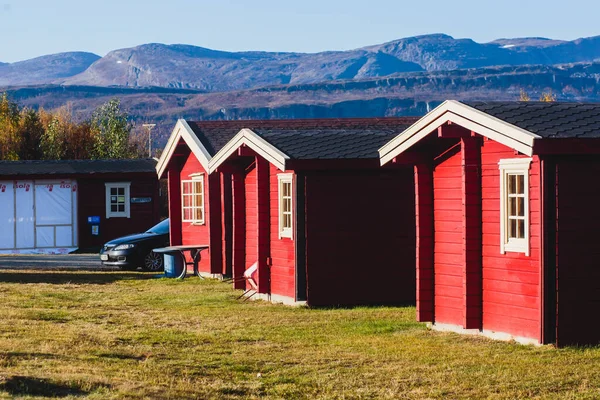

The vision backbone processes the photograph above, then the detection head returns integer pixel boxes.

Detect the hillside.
[0,52,100,87]
[7,61,600,148]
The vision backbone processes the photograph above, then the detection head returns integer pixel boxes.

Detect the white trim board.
[156,119,213,179]
[208,128,290,174]
[379,100,541,165]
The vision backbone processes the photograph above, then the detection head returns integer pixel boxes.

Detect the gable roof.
[158,118,419,176]
[379,100,600,165]
[466,101,600,139]
[206,118,418,173]
[0,159,157,177]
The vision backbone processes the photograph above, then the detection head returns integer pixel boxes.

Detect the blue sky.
[1,0,599,62]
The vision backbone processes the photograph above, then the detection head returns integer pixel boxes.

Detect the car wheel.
[142,251,163,272]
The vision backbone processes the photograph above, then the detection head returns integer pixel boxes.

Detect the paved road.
[0,254,116,270]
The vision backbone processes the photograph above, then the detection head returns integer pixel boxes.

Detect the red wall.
[78,176,159,249]
[244,164,258,275]
[480,141,541,340]
[269,165,296,299]
[432,146,465,325]
[304,168,416,306]
[428,139,541,341]
[555,156,600,346]
[179,153,211,272]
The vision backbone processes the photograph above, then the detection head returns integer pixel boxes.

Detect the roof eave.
[208,128,290,174]
[156,119,212,179]
[379,100,540,165]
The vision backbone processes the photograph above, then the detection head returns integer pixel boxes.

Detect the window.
[182,174,205,224]
[499,158,532,255]
[278,173,293,239]
[105,182,131,218]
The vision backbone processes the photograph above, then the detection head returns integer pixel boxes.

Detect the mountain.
[0,52,100,87]
[58,34,600,90]
[62,43,424,91]
[3,34,600,91]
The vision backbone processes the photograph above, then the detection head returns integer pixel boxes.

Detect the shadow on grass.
[0,376,109,397]
[309,301,416,309]
[0,271,158,285]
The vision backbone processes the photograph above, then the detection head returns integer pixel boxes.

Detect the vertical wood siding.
[304,169,416,306]
[480,140,541,341]
[433,146,465,326]
[244,164,258,285]
[269,165,296,299]
[555,156,600,346]
[415,163,435,322]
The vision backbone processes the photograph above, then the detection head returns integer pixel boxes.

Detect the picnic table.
[152,245,209,279]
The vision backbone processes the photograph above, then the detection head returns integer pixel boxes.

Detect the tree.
[539,91,556,102]
[91,99,133,159]
[17,108,44,160]
[519,89,531,102]
[40,115,67,159]
[0,93,21,160]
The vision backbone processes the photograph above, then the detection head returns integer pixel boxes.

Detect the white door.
[35,180,77,249]
[15,181,35,249]
[0,182,15,249]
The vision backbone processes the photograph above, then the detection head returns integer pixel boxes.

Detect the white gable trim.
[208,128,289,173]
[156,119,213,179]
[379,100,541,165]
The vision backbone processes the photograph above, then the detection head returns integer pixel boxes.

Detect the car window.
[146,219,169,234]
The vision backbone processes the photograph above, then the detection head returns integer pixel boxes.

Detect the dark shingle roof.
[187,118,418,159]
[0,159,157,177]
[465,101,600,139]
[255,128,405,159]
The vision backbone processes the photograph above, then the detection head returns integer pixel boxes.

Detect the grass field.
[0,270,599,399]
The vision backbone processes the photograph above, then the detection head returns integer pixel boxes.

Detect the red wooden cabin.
[379,100,600,346]
[158,118,419,306]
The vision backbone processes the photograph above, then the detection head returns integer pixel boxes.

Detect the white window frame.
[499,158,532,256]
[105,182,131,219]
[278,173,293,239]
[181,174,205,225]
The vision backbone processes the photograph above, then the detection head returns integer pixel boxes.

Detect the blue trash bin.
[163,252,184,278]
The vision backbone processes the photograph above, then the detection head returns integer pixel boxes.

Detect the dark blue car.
[99,219,169,271]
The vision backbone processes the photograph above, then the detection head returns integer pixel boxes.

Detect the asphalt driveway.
[0,254,114,270]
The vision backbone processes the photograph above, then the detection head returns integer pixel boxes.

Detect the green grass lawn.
[0,271,599,399]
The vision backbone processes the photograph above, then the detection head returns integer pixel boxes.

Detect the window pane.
[118,196,125,203]
[111,188,117,196]
[509,197,516,217]
[508,175,516,194]
[111,196,117,204]
[118,205,125,212]
[509,219,517,239]
[518,219,525,239]
[111,205,117,212]
[194,182,202,194]
[118,188,124,196]
[517,175,524,194]
[517,197,525,217]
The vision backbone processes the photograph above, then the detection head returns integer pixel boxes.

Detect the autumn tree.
[539,91,556,102]
[17,108,44,160]
[0,93,21,160]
